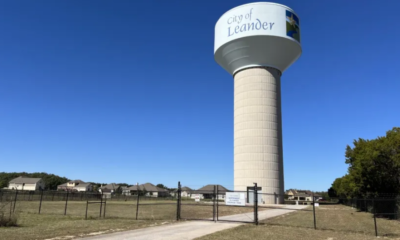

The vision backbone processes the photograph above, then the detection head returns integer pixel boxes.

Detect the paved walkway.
[82,205,307,240]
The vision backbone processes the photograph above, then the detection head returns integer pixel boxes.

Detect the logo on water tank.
[286,10,300,43]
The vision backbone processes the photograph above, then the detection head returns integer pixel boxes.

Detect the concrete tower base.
[234,67,284,204]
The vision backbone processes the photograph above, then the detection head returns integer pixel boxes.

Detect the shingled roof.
[128,183,168,192]
[194,185,230,193]
[9,176,42,184]
[173,186,193,193]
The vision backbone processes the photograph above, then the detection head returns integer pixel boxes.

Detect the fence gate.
[179,184,258,224]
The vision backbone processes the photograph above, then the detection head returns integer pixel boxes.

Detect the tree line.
[328,127,400,198]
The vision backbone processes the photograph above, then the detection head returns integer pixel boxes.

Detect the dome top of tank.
[214,2,302,75]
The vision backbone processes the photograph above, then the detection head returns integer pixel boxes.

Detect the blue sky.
[0,0,399,191]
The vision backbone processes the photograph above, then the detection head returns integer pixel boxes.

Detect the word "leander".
[228,19,275,37]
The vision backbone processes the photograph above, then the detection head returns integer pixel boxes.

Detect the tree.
[156,184,167,189]
[328,187,337,198]
[330,127,400,197]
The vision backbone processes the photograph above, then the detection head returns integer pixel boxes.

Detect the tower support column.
[234,67,284,204]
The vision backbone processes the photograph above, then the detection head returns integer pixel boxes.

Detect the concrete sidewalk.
[82,205,307,240]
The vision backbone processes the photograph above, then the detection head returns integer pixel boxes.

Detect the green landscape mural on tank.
[286,10,300,43]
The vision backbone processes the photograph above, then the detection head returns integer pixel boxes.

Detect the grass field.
[198,205,400,240]
[0,200,255,240]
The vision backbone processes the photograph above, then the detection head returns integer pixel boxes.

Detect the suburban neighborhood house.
[286,189,321,201]
[99,183,121,198]
[171,186,193,198]
[121,186,130,195]
[128,183,169,197]
[57,180,93,192]
[8,176,45,191]
[191,185,230,200]
[179,186,193,197]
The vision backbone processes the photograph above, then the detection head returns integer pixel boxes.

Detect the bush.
[0,203,18,227]
[0,212,18,227]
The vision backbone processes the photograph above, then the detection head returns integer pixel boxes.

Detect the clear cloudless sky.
[0,0,399,191]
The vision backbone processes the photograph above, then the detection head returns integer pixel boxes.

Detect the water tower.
[214,2,301,204]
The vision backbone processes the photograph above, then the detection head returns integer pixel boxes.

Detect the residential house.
[128,183,169,197]
[8,176,45,191]
[286,189,321,201]
[57,180,92,192]
[121,186,131,196]
[99,183,121,198]
[191,185,230,200]
[171,186,193,198]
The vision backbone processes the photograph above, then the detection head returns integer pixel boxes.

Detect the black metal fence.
[0,183,261,224]
[180,184,258,224]
[339,196,400,237]
[257,193,400,238]
[1,186,400,238]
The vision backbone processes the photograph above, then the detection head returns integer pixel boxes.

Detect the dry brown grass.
[0,199,255,239]
[0,212,173,240]
[198,204,400,240]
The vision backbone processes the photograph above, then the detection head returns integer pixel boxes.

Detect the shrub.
[0,203,18,227]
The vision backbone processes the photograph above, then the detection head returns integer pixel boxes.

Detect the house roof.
[128,183,168,192]
[142,183,168,192]
[294,193,310,197]
[173,186,193,193]
[57,180,90,188]
[101,183,120,191]
[286,189,321,197]
[128,185,142,191]
[194,185,230,193]
[288,189,321,197]
[9,176,42,184]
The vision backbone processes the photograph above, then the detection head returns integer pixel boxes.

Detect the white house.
[286,189,321,201]
[129,183,169,197]
[172,186,193,198]
[121,186,131,196]
[57,180,93,192]
[99,183,121,198]
[8,176,45,191]
[73,183,92,192]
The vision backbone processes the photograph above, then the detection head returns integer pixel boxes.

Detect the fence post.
[373,198,378,237]
[312,193,316,229]
[12,189,18,213]
[136,182,140,220]
[216,186,219,221]
[176,181,181,221]
[254,183,258,225]
[39,189,44,214]
[103,200,107,218]
[9,195,13,218]
[213,185,216,222]
[85,201,88,220]
[100,192,103,218]
[64,191,69,215]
